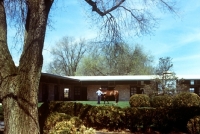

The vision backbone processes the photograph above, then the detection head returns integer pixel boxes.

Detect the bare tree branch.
[85,0,125,16]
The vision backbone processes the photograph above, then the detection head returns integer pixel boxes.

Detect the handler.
[96,88,103,104]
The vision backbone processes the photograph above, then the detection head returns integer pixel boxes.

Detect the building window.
[190,88,194,93]
[190,80,194,85]
[130,87,137,96]
[64,88,69,99]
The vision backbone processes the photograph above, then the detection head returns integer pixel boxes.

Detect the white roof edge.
[66,75,200,81]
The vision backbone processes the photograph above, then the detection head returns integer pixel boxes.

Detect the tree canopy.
[76,43,155,76]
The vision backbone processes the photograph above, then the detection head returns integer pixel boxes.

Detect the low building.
[38,73,200,102]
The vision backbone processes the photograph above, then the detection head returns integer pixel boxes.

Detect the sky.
[9,0,200,75]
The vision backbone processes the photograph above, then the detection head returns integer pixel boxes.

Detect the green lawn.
[74,101,130,108]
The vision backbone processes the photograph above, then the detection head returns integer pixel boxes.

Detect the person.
[96,88,103,104]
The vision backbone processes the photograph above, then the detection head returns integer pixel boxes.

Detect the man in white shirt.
[96,88,103,104]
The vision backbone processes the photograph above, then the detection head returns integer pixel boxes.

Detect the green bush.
[49,116,96,134]
[38,101,200,133]
[43,112,72,134]
[187,116,200,134]
[173,92,200,107]
[124,107,155,132]
[150,95,173,107]
[129,94,150,107]
[85,106,125,130]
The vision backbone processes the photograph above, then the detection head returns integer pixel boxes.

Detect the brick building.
[39,73,200,102]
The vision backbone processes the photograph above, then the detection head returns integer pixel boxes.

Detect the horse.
[101,89,119,104]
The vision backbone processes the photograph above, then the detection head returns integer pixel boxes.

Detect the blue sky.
[9,0,200,75]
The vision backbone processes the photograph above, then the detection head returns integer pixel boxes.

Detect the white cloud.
[178,30,200,45]
[174,54,200,62]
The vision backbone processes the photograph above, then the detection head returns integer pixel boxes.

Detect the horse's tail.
[116,91,119,103]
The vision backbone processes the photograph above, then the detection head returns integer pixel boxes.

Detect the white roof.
[68,75,154,81]
[67,75,200,81]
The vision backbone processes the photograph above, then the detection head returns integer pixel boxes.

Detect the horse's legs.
[115,94,119,104]
[104,96,109,104]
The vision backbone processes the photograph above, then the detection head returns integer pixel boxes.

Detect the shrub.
[129,94,150,107]
[43,112,72,134]
[187,116,200,134]
[85,106,125,130]
[124,107,155,132]
[150,95,173,107]
[49,117,96,134]
[173,92,200,108]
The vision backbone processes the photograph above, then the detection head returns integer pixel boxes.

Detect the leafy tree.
[156,57,177,94]
[144,57,178,95]
[156,57,173,75]
[129,45,155,75]
[76,44,155,75]
[46,37,88,76]
[0,0,177,133]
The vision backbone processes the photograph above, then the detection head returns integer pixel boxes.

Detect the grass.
[73,101,130,108]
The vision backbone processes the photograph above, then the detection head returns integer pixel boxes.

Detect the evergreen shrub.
[129,94,150,107]
[124,107,155,132]
[150,95,173,107]
[43,112,72,134]
[85,106,125,130]
[173,92,200,107]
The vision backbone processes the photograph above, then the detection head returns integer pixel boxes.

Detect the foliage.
[38,101,200,133]
[44,113,96,134]
[43,112,72,134]
[173,92,200,107]
[124,107,155,132]
[150,95,173,107]
[154,57,178,94]
[187,116,200,134]
[129,94,150,107]
[50,121,96,134]
[76,44,155,75]
[85,106,126,130]
[39,101,90,117]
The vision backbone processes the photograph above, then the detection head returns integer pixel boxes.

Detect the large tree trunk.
[0,1,53,134]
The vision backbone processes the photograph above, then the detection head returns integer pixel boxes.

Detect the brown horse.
[101,89,119,104]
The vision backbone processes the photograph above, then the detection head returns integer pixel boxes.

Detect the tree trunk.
[0,1,53,134]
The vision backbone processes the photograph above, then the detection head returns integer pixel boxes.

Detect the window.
[190,88,194,93]
[130,87,137,96]
[190,80,194,85]
[64,88,69,99]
